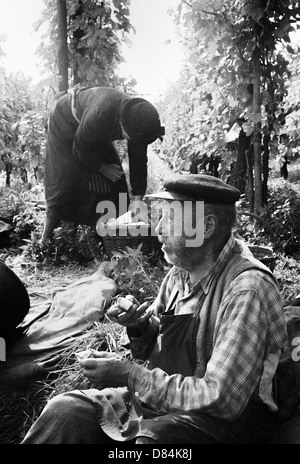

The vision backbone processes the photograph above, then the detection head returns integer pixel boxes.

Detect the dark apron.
[132,304,199,422]
[148,310,199,377]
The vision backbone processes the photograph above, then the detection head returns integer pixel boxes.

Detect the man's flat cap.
[146,173,240,204]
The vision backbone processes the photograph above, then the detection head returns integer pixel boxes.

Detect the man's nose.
[155,218,163,236]
[155,216,170,236]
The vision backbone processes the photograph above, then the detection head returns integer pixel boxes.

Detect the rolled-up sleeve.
[127,140,148,196]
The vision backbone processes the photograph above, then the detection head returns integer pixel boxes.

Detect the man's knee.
[135,436,158,444]
[22,390,103,444]
[42,392,78,420]
[42,391,94,425]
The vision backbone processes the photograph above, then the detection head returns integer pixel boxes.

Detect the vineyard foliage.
[157,0,300,181]
[2,1,300,216]
[35,0,136,89]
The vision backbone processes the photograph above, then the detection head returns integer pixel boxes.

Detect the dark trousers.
[21,388,279,445]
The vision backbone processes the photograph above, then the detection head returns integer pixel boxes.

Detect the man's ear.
[204,214,217,239]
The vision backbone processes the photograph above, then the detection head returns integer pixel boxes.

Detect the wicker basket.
[102,224,161,257]
[248,245,277,271]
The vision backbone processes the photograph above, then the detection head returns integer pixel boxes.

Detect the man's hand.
[99,164,124,182]
[79,351,131,387]
[106,295,153,335]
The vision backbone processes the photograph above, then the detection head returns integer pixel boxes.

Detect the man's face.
[155,200,205,270]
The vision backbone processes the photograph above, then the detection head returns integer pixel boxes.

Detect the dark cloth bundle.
[0,261,30,345]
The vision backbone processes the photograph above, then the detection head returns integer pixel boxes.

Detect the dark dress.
[45,87,149,225]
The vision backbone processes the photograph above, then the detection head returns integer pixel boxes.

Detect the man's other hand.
[79,351,131,387]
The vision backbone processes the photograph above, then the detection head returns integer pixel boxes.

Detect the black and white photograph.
[1,0,300,451]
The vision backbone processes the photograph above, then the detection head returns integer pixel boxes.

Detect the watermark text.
[95,194,205,247]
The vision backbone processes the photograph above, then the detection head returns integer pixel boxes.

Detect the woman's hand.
[99,164,124,182]
[79,351,131,387]
[128,196,149,223]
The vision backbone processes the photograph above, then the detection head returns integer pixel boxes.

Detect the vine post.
[252,45,263,214]
[56,0,69,93]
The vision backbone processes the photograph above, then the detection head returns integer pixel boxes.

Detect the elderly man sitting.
[21,173,287,445]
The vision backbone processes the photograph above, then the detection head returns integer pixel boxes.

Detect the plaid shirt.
[128,236,287,421]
